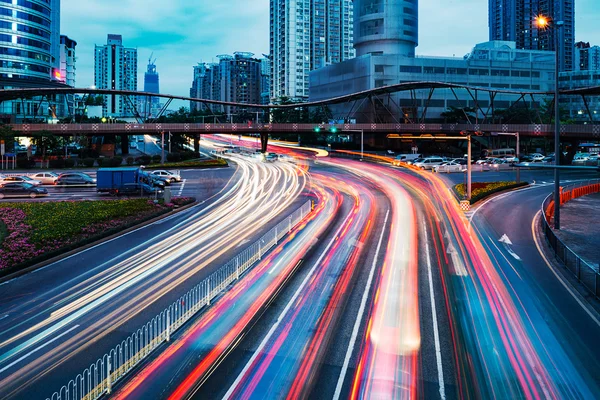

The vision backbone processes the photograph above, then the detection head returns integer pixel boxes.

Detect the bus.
[481,148,516,159]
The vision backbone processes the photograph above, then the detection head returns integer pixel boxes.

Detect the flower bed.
[0,197,195,273]
[454,181,529,204]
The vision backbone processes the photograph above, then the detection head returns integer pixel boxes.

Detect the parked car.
[31,172,59,185]
[475,158,494,165]
[434,161,466,173]
[0,182,48,199]
[414,157,444,170]
[451,158,468,165]
[56,173,96,186]
[405,157,424,166]
[393,154,421,166]
[529,153,545,162]
[542,155,555,164]
[572,153,591,165]
[150,170,182,182]
[0,176,42,186]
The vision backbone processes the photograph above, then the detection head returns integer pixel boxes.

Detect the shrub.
[166,153,181,162]
[82,157,95,167]
[137,155,151,165]
[454,181,529,204]
[151,155,162,163]
[96,158,105,167]
[49,157,65,169]
[126,156,134,166]
[109,157,123,167]
[64,158,75,168]
[16,158,35,169]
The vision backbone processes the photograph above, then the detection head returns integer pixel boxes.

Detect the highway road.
[108,145,600,399]
[0,153,308,399]
[3,135,600,399]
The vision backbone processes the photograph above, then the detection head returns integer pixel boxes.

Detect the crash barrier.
[542,180,600,299]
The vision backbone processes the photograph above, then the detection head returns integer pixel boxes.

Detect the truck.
[96,167,157,196]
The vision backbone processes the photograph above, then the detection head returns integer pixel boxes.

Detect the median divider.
[542,179,600,299]
[45,199,314,400]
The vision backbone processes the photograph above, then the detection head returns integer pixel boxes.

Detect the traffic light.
[459,130,468,136]
[314,127,321,133]
[474,130,483,136]
[330,126,337,133]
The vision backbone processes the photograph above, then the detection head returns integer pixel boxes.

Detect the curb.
[0,200,198,284]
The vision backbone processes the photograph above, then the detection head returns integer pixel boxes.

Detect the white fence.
[46,199,313,400]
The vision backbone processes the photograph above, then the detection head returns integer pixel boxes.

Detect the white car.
[31,172,59,185]
[434,161,466,173]
[0,176,42,186]
[414,157,444,170]
[151,170,182,182]
[572,153,591,165]
[529,153,545,162]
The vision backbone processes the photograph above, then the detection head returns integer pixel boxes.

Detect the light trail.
[113,182,336,400]
[0,153,308,398]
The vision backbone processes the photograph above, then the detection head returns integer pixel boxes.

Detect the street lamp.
[537,15,564,229]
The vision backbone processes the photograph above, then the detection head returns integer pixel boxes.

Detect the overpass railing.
[8,122,600,137]
[45,199,313,400]
[542,179,600,299]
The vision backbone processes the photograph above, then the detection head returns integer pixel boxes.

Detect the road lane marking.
[178,179,186,196]
[223,205,356,400]
[0,315,8,321]
[0,325,79,374]
[332,209,390,400]
[424,220,446,400]
[531,211,600,328]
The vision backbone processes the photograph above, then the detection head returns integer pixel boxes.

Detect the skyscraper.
[574,41,600,71]
[489,0,574,71]
[270,0,355,100]
[0,0,61,82]
[189,53,262,118]
[94,34,138,117]
[141,55,161,118]
[353,0,418,57]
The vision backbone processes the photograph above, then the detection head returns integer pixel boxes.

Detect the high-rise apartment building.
[59,36,77,87]
[94,34,138,117]
[260,56,271,105]
[489,0,574,71]
[190,52,262,118]
[574,41,600,71]
[270,0,355,100]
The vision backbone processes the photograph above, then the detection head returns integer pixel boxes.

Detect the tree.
[270,97,311,123]
[0,124,16,151]
[31,130,60,159]
[440,106,476,123]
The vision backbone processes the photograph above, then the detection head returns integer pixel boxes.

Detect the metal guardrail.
[46,199,313,400]
[541,180,600,299]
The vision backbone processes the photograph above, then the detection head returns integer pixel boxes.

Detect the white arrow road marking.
[498,234,521,261]
[498,234,513,245]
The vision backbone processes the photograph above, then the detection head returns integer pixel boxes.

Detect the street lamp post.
[538,15,564,229]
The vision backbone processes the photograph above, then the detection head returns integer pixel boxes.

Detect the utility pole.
[161,131,165,164]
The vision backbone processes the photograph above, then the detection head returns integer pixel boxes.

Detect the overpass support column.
[260,133,269,153]
[194,134,200,156]
[121,134,129,156]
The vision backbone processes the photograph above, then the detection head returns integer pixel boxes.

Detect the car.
[150,170,182,182]
[31,172,59,185]
[529,153,545,162]
[0,182,48,199]
[542,155,555,164]
[405,157,425,166]
[0,176,42,186]
[265,152,278,162]
[278,154,294,162]
[413,157,444,170]
[451,158,468,165]
[56,173,97,186]
[434,161,466,173]
[572,153,591,165]
[475,158,494,165]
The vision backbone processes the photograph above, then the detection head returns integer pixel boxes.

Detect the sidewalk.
[554,192,600,270]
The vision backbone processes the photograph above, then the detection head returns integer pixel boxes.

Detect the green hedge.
[454,181,529,204]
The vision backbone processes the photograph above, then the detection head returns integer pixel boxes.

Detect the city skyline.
[62,0,600,105]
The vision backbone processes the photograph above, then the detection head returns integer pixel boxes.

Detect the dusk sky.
[62,0,600,107]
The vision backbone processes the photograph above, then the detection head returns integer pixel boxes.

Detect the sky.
[62,0,600,107]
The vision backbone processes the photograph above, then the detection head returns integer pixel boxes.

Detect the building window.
[360,19,384,36]
[400,65,421,73]
[374,65,384,73]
